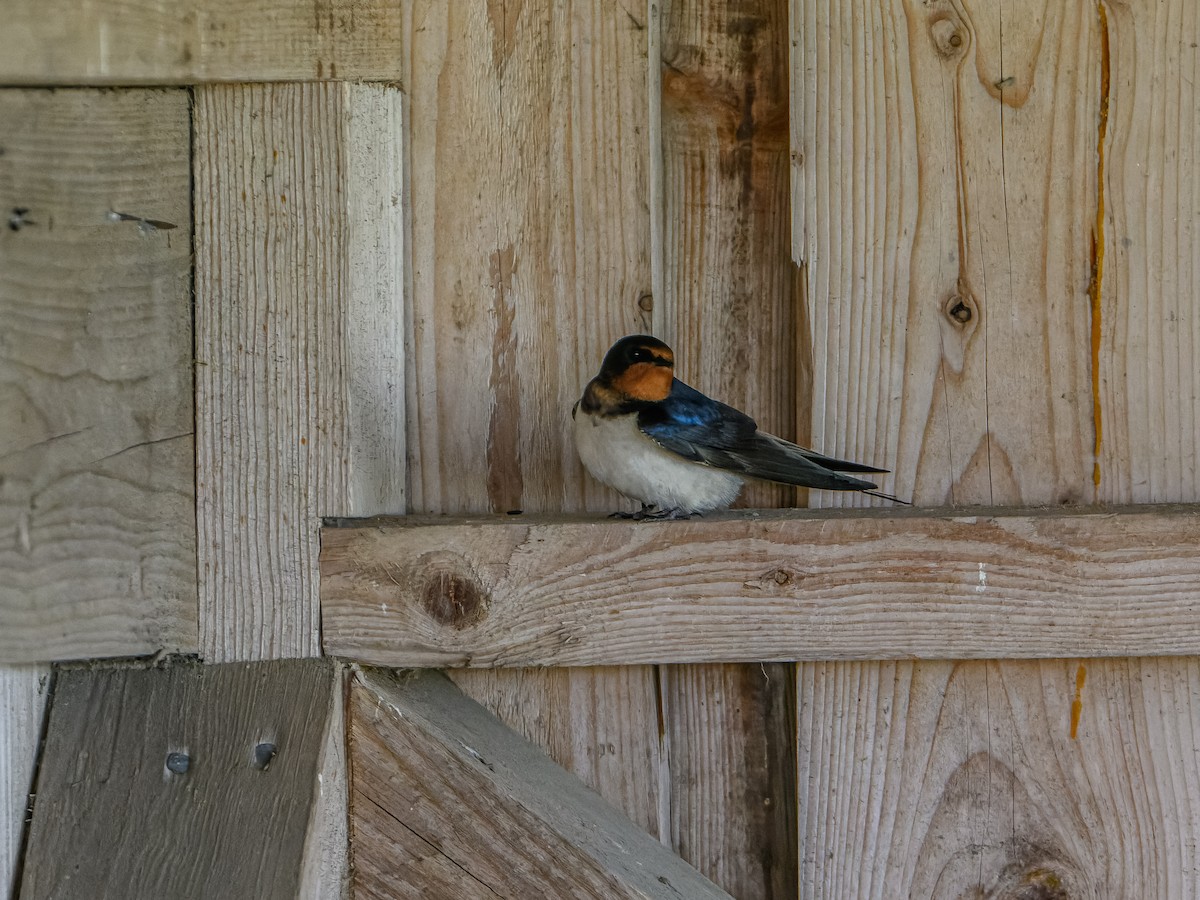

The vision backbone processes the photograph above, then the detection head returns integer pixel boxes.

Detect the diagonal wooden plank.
[348,668,733,900]
[19,659,343,900]
[194,83,406,662]
[0,88,196,663]
[321,504,1200,666]
[0,0,405,85]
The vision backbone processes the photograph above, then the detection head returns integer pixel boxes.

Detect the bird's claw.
[611,504,696,521]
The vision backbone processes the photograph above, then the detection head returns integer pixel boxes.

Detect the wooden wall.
[2,0,1199,897]
[793,0,1200,895]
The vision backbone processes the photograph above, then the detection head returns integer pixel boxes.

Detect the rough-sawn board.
[322,504,1200,666]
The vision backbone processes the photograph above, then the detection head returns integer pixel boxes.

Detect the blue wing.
[638,379,888,493]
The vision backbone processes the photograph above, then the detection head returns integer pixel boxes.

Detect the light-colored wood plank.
[195,83,405,662]
[1099,0,1200,503]
[401,0,665,842]
[658,2,799,895]
[0,89,196,662]
[791,2,1200,893]
[0,0,404,85]
[798,658,1200,898]
[1,666,50,900]
[793,0,1099,507]
[347,668,734,900]
[20,659,341,900]
[321,504,1200,666]
[404,0,652,517]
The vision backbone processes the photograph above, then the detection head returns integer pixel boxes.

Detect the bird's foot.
[610,504,698,521]
[637,506,696,521]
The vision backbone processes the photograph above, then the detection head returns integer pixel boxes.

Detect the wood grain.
[321,504,1200,666]
[798,658,1200,898]
[347,668,733,900]
[791,1,1200,892]
[299,664,349,900]
[658,2,799,895]
[1099,0,1200,503]
[446,666,666,840]
[658,663,797,899]
[0,666,50,899]
[195,83,405,662]
[0,89,196,662]
[20,659,341,900]
[0,0,404,84]
[400,0,666,846]
[404,0,653,517]
[792,0,1100,508]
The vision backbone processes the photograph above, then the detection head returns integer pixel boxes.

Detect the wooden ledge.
[320,504,1200,667]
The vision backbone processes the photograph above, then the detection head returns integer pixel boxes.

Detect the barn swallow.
[572,335,906,518]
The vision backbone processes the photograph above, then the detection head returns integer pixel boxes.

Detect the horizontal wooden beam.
[0,0,404,85]
[321,504,1200,666]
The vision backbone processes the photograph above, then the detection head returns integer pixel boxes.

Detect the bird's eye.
[630,347,651,362]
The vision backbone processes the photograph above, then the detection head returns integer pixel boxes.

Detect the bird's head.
[598,335,675,402]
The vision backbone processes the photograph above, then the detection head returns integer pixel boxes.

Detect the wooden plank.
[0,0,404,85]
[195,83,406,662]
[20,659,342,900]
[0,89,196,662]
[658,664,796,899]
[1,666,50,899]
[1099,0,1200,503]
[320,504,1200,665]
[347,668,733,900]
[299,664,349,900]
[792,0,1099,507]
[797,658,1200,898]
[401,0,666,843]
[404,0,652,517]
[657,2,798,895]
[790,1,1200,892]
[446,667,666,840]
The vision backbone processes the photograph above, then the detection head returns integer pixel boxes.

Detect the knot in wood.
[929,17,966,58]
[945,294,974,325]
[418,553,488,629]
[637,292,654,312]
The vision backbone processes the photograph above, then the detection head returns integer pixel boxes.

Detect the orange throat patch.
[612,362,673,402]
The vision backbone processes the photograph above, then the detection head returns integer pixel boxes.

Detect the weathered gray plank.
[0,89,196,663]
[348,668,733,900]
[0,0,405,84]
[194,83,406,662]
[322,504,1200,666]
[1,666,50,899]
[20,659,342,900]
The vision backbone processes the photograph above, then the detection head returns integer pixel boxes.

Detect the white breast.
[573,409,743,513]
